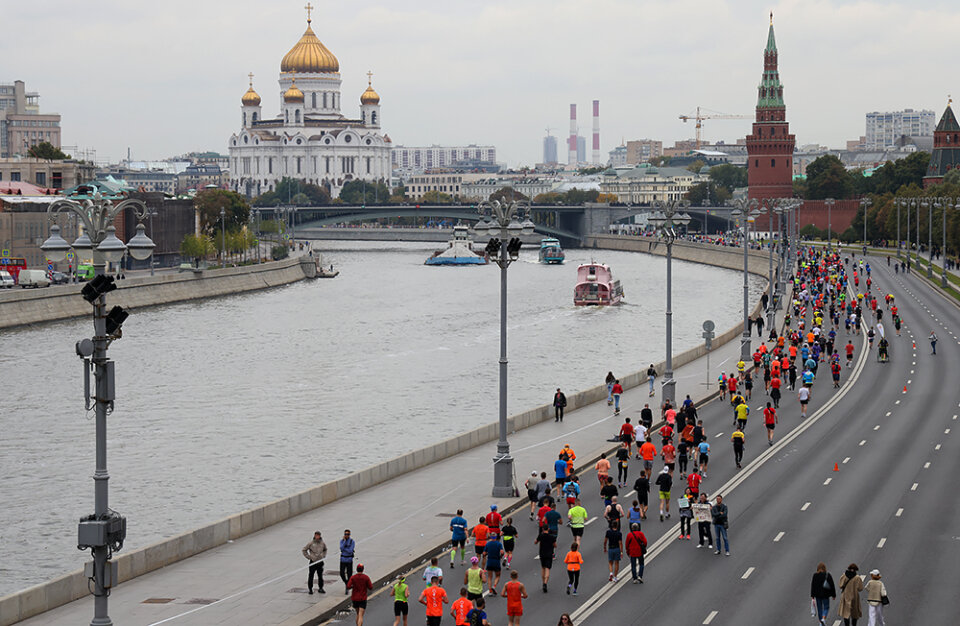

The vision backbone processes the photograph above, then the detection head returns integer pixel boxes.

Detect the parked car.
[76,264,95,281]
[17,269,51,288]
[0,270,14,288]
[51,271,70,284]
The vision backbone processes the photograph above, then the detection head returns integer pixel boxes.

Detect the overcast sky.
[4,0,956,167]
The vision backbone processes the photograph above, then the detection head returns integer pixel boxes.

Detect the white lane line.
[703,611,719,625]
[823,478,832,485]
[913,361,916,365]
[947,429,952,434]
[859,439,867,446]
[896,508,904,517]
[874,425,880,431]
[877,537,887,548]
[714,432,724,438]
[801,502,811,511]
[954,415,958,420]
[908,379,913,384]
[843,457,851,464]
[584,517,599,526]
[741,567,755,580]
[774,531,785,542]
[911,370,915,374]
[885,411,891,417]
[896,399,901,404]
[924,462,931,469]
[936,444,942,450]
[911,483,919,491]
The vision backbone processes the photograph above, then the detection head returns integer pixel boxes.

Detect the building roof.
[0,181,56,196]
[935,104,959,132]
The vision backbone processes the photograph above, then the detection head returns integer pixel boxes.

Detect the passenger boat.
[424,225,488,265]
[573,263,623,306]
[538,238,565,264]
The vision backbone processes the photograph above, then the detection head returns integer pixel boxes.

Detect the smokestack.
[568,104,577,166]
[592,100,600,165]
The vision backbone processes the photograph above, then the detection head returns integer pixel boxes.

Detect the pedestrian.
[563,543,583,595]
[346,563,373,626]
[553,388,567,422]
[535,472,551,507]
[567,498,587,546]
[544,500,563,536]
[603,520,623,582]
[612,379,623,414]
[798,385,811,418]
[646,364,657,396]
[557,614,574,626]
[484,532,505,596]
[501,517,518,567]
[697,439,710,478]
[756,314,765,337]
[639,438,657,479]
[464,557,486,601]
[619,417,636,455]
[594,454,611,488]
[764,402,778,446]
[615,441,630,487]
[624,523,647,583]
[810,562,836,626]
[450,509,468,567]
[554,454,569,498]
[693,492,713,549]
[734,397,749,431]
[465,597,491,626]
[501,570,528,626]
[472,517,490,567]
[603,495,624,528]
[339,529,356,594]
[525,473,540,520]
[392,575,410,626]
[486,505,502,536]
[864,569,887,626]
[599,476,618,507]
[640,403,654,430]
[678,487,694,540]
[730,427,745,469]
[450,587,472,626]
[535,526,556,593]
[655,467,672,522]
[303,530,327,595]
[930,330,938,354]
[605,371,616,405]
[837,563,864,625]
[711,495,730,556]
[627,499,642,529]
[419,575,449,626]
[423,557,444,586]
[632,471,650,519]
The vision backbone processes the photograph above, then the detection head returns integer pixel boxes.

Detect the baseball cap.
[531,471,538,476]
[870,569,880,576]
[490,504,498,510]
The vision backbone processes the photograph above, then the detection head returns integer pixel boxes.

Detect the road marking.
[877,537,886,548]
[585,517,598,526]
[954,415,958,420]
[741,567,755,579]
[947,429,952,434]
[843,457,851,464]
[908,379,913,384]
[911,483,918,491]
[896,400,901,404]
[913,361,916,365]
[714,432,724,438]
[885,411,891,417]
[823,478,832,485]
[924,462,930,469]
[801,502,811,511]
[874,425,880,431]
[911,370,915,374]
[936,444,942,450]
[774,531,785,542]
[703,611,718,624]
[859,439,867,446]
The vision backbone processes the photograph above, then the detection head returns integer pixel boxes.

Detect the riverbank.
[0,256,318,330]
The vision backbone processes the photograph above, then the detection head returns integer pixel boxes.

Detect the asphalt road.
[326,252,960,626]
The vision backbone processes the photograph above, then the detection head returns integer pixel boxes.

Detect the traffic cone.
[903,386,907,393]
[913,341,916,349]
[833,463,839,472]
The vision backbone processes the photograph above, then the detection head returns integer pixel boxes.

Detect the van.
[17,269,51,288]
[77,264,95,281]
[0,270,14,288]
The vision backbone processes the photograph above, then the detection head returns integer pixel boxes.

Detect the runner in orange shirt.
[471,517,489,567]
[563,543,583,596]
[418,577,448,626]
[501,570,529,625]
[450,587,473,626]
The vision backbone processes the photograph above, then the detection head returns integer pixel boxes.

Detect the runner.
[845,340,855,368]
[639,438,657,480]
[450,587,472,626]
[612,379,624,414]
[423,557,444,587]
[831,359,842,388]
[619,417,636,455]
[567,499,587,546]
[562,475,580,509]
[798,384,811,418]
[392,576,410,626]
[697,440,710,478]
[524,473,539,521]
[595,454,611,488]
[419,577,449,626]
[632,471,650,520]
[483,532,504,596]
[734,397,749,431]
[500,571,528,626]
[472,517,489,567]
[553,454,568,498]
[563,543,583,596]
[763,402,778,446]
[465,598,490,626]
[599,476,618,507]
[486,505,502,538]
[770,374,782,408]
[464,557,486,602]
[501,518,518,567]
[603,520,623,582]
[615,442,630,487]
[534,527,556,593]
[730,427,745,469]
[661,439,676,473]
[346,564,373,626]
[655,467,673,522]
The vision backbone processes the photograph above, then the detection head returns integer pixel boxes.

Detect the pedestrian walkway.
[20,308,771,626]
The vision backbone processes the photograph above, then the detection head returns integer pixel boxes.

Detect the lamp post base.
[661,377,676,408]
[492,452,514,497]
[740,333,752,361]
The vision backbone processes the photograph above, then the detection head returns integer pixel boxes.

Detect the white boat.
[424,225,488,265]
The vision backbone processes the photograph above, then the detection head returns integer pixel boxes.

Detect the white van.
[17,269,51,288]
[0,270,13,288]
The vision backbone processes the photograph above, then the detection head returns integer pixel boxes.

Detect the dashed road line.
[859,440,867,446]
[946,429,952,434]
[843,457,851,464]
[911,483,919,491]
[823,478,832,485]
[714,432,724,438]
[874,425,880,431]
[741,567,755,580]
[703,610,718,624]
[877,537,887,548]
[924,462,930,469]
[896,508,904,517]
[936,444,942,450]
[801,502,811,511]
[885,411,891,417]
[774,531,785,542]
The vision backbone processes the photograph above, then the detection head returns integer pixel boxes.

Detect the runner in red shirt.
[845,340,855,368]
[686,471,701,498]
[485,505,502,536]
[619,418,636,454]
[346,564,373,626]
[763,402,778,446]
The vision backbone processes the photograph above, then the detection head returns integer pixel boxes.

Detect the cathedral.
[228,5,392,199]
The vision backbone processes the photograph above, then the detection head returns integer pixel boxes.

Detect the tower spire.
[304,2,313,24]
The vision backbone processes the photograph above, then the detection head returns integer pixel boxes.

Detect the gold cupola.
[241,72,261,106]
[360,72,380,105]
[283,77,305,103]
[280,5,340,74]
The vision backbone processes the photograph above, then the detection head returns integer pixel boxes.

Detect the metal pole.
[220,208,226,268]
[907,202,911,269]
[492,225,513,497]
[767,222,774,328]
[917,200,920,268]
[663,237,675,406]
[897,200,901,259]
[90,264,112,626]
[148,211,155,276]
[943,200,949,289]
[741,215,751,361]
[827,199,832,248]
[928,199,934,278]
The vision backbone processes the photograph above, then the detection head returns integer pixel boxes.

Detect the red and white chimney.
[592,100,600,164]
[568,104,577,166]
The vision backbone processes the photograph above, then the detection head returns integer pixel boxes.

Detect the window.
[312,92,317,108]
[10,171,20,181]
[754,160,758,168]
[345,135,352,143]
[252,112,258,123]
[295,110,300,124]
[36,172,45,186]
[371,111,377,125]
[323,92,328,108]
[771,159,775,167]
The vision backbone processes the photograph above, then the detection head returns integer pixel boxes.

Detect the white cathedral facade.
[229,8,392,199]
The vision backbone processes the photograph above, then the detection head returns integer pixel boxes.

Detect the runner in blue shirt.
[450,509,468,567]
[554,454,568,497]
[697,441,710,478]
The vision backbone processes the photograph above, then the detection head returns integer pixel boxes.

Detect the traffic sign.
[702,319,715,332]
[1,249,8,257]
[67,252,74,261]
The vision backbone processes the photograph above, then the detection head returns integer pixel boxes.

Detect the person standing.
[810,562,836,626]
[930,330,938,354]
[450,509,468,567]
[646,364,657,396]
[553,388,567,422]
[837,563,863,626]
[730,428,745,469]
[419,575,449,626]
[346,563,373,626]
[864,569,887,626]
[563,543,583,596]
[603,520,623,582]
[624,523,647,583]
[693,493,713,549]
[340,530,356,594]
[711,495,730,556]
[605,371,616,405]
[392,576,410,626]
[755,314,765,337]
[677,487,694,540]
[501,570,528,626]
[303,531,327,594]
[612,379,624,414]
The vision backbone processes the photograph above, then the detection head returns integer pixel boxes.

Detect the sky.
[4,0,959,167]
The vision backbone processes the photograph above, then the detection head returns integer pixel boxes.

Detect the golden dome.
[360,72,380,105]
[283,78,304,103]
[280,17,339,74]
[241,73,261,106]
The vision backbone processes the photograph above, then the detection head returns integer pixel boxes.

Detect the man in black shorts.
[632,471,650,520]
[346,564,372,626]
[535,527,556,593]
[640,403,654,430]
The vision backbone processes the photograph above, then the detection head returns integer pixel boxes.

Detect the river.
[0,240,764,595]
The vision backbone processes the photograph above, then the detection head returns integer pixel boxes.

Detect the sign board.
[702,320,715,332]
[692,503,712,523]
[67,252,74,261]
[1,249,9,258]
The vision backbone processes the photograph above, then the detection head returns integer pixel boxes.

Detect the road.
[329,252,958,626]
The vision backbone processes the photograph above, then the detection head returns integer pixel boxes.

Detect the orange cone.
[833,463,839,472]
[903,386,907,393]
[913,341,917,349]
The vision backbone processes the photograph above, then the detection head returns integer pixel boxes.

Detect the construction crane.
[679,107,752,149]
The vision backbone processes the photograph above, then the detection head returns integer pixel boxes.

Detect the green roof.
[935,105,959,132]
[757,20,784,110]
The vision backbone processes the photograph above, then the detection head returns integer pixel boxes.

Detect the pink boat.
[574,263,623,306]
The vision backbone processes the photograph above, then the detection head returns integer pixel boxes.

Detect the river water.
[1,240,764,595]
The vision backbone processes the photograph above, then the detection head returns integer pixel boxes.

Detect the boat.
[573,262,624,306]
[538,237,565,264]
[424,224,488,265]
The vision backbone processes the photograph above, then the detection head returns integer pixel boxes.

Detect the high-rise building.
[0,80,61,158]
[392,145,497,174]
[746,14,795,232]
[865,109,935,150]
[923,101,960,188]
[576,136,586,164]
[542,134,558,165]
[625,140,663,164]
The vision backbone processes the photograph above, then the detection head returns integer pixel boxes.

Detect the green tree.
[650,156,672,167]
[489,187,528,203]
[421,190,454,204]
[804,155,854,199]
[533,192,564,204]
[798,224,824,240]
[253,177,330,207]
[562,188,600,204]
[339,179,391,205]
[686,159,707,173]
[578,166,606,175]
[194,189,251,235]
[869,152,930,195]
[27,141,70,160]
[290,192,311,206]
[708,163,748,192]
[180,233,214,263]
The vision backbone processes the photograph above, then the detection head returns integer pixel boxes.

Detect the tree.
[180,233,214,263]
[533,192,564,204]
[869,151,930,195]
[421,190,454,204]
[578,166,606,175]
[193,189,251,235]
[686,159,707,173]
[489,187,528,203]
[562,188,600,205]
[798,224,824,240]
[804,155,854,199]
[339,179,391,205]
[684,182,731,206]
[28,142,69,160]
[253,177,330,207]
[650,156,672,167]
[290,192,311,206]
[596,192,617,203]
[708,164,748,192]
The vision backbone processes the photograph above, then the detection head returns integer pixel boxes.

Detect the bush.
[272,245,289,260]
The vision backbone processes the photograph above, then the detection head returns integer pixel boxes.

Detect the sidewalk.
[19,312,767,626]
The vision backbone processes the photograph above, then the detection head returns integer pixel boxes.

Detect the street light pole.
[648,200,692,407]
[860,197,871,252]
[907,199,913,269]
[824,198,834,249]
[939,197,952,288]
[926,197,934,278]
[895,198,902,259]
[729,197,760,361]
[473,200,535,497]
[41,189,155,626]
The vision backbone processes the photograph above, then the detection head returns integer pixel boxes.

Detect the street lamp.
[473,199,535,497]
[220,207,226,268]
[40,188,154,626]
[922,197,934,278]
[936,197,954,288]
[860,197,872,253]
[907,198,915,269]
[147,209,159,276]
[767,201,787,327]
[729,197,762,361]
[824,198,835,249]
[894,198,903,259]
[647,199,691,407]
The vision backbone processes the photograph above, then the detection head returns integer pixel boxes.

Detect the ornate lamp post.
[935,197,954,288]
[473,200,535,497]
[647,200,692,407]
[922,197,934,278]
[767,200,787,326]
[860,197,872,253]
[824,198,835,249]
[219,207,226,268]
[894,198,903,259]
[730,197,762,360]
[40,189,155,626]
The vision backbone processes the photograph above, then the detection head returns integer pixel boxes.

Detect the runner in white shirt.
[797,386,811,418]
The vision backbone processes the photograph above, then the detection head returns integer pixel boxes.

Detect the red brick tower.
[923,99,960,188]
[746,13,795,231]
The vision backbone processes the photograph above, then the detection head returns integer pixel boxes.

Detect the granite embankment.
[0,256,318,330]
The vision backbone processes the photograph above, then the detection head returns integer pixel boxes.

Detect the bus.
[0,257,27,282]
